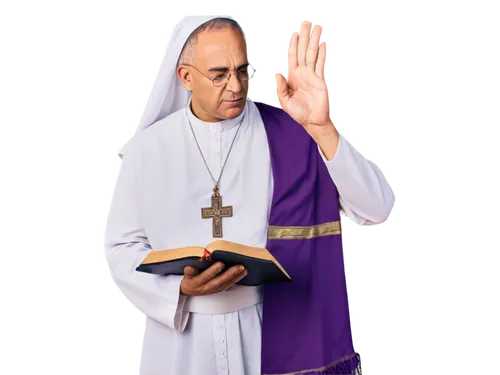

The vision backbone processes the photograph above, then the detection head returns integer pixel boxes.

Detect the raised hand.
[276,21,332,137]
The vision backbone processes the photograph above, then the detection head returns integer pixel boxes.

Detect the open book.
[136,240,291,286]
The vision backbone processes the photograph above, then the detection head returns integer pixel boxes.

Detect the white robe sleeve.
[317,132,395,226]
[104,138,189,331]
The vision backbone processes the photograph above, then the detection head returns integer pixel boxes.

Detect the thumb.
[183,266,198,279]
[275,73,289,109]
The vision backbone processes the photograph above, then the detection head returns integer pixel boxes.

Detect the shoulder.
[251,100,304,137]
[252,100,282,115]
[117,109,185,159]
[251,100,297,125]
[141,108,186,140]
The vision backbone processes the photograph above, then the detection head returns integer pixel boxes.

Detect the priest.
[104,15,395,375]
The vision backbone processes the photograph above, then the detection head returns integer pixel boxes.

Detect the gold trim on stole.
[267,221,341,240]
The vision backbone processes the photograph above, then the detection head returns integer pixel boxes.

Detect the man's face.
[180,27,249,122]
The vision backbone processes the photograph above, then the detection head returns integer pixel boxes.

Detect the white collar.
[186,96,247,133]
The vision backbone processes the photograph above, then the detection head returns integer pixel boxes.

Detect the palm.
[276,22,330,128]
[286,65,329,126]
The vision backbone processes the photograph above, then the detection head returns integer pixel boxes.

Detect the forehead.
[194,28,247,67]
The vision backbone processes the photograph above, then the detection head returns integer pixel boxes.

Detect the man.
[105,15,395,375]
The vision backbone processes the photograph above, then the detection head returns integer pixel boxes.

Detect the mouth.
[223,98,243,104]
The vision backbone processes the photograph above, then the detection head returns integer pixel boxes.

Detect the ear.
[177,65,193,92]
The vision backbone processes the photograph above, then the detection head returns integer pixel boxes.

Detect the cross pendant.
[201,186,233,238]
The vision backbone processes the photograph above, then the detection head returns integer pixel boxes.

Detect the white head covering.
[117,15,236,159]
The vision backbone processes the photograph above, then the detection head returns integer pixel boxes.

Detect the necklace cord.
[186,107,246,191]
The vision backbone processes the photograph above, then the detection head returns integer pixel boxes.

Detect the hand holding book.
[180,261,248,296]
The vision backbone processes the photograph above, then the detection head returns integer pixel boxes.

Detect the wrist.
[312,121,339,161]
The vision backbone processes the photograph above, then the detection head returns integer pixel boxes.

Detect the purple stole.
[254,102,362,375]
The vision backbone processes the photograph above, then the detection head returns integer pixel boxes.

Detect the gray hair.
[177,18,245,67]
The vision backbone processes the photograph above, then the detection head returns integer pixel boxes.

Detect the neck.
[190,97,223,123]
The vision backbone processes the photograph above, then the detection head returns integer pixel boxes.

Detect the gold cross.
[201,187,233,237]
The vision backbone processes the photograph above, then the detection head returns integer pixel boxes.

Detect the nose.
[226,73,242,93]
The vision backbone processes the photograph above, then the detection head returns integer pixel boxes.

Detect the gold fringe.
[262,352,359,375]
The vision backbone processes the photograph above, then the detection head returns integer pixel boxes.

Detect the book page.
[206,240,269,257]
[140,245,205,264]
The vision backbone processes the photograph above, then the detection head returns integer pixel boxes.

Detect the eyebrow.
[208,63,249,72]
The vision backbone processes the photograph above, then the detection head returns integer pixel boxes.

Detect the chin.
[225,106,243,116]
[216,97,244,116]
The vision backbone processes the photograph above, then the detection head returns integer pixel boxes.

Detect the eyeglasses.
[182,63,256,87]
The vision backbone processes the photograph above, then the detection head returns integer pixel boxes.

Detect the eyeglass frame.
[181,63,256,87]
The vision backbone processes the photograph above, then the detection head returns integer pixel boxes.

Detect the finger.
[226,269,248,289]
[274,72,290,109]
[298,21,312,67]
[202,265,246,293]
[314,40,328,79]
[306,25,322,72]
[288,32,298,72]
[218,269,248,293]
[195,262,225,285]
[183,266,198,279]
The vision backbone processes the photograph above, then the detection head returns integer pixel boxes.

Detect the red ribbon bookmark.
[199,248,212,262]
